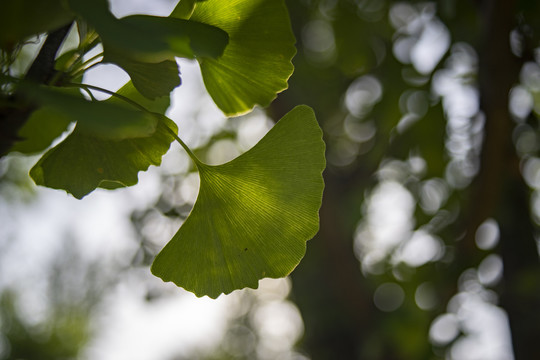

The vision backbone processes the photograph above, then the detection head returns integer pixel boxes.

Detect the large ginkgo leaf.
[151,105,325,298]
[172,0,296,116]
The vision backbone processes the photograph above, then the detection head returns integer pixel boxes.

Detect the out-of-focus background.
[2,0,540,359]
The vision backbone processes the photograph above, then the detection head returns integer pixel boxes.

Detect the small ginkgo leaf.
[30,116,177,199]
[29,83,175,199]
[104,56,180,100]
[11,81,167,155]
[68,0,228,63]
[173,0,296,116]
[151,105,325,298]
[109,81,171,115]
[118,15,229,60]
[19,83,157,140]
[10,106,72,155]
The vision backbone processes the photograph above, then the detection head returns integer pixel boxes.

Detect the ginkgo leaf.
[118,15,229,60]
[19,83,157,140]
[170,0,199,19]
[68,0,228,63]
[9,106,72,155]
[172,0,296,116]
[109,81,171,115]
[29,83,174,199]
[30,116,177,199]
[11,81,167,155]
[103,56,180,100]
[151,105,325,298]
[0,0,73,50]
[68,0,228,99]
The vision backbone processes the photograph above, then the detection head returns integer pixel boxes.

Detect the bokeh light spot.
[373,282,405,312]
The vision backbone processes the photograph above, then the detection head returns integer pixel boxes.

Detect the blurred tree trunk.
[285,0,540,359]
[290,167,390,359]
[475,0,540,358]
[290,168,367,359]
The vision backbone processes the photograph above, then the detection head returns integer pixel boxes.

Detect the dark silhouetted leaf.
[20,83,157,139]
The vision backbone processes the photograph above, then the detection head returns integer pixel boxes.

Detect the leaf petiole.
[66,82,145,110]
[69,52,103,79]
[165,127,203,168]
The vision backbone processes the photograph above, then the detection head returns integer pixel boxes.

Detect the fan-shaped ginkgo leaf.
[172,0,296,116]
[151,105,325,298]
[29,83,175,199]
[30,116,177,199]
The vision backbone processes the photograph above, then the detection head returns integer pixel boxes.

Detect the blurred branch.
[0,22,72,157]
[25,22,73,83]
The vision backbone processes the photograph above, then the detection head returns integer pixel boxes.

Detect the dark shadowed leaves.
[20,84,157,139]
[29,82,175,199]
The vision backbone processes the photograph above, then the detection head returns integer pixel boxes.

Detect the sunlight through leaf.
[151,106,325,298]
[173,0,296,116]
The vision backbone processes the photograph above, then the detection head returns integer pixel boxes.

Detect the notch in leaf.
[151,105,326,298]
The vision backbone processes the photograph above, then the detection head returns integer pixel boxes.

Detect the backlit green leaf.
[151,105,325,298]
[12,80,169,155]
[30,116,177,199]
[173,0,296,116]
[118,15,229,60]
[110,81,171,115]
[170,0,199,20]
[105,56,180,100]
[29,83,174,198]
[10,106,72,155]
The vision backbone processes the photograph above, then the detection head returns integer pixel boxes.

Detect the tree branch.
[0,22,73,157]
[25,22,73,84]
